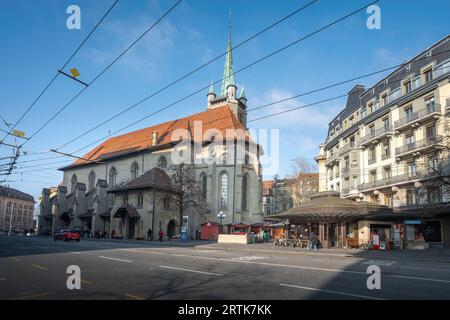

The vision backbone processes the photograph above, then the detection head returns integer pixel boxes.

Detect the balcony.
[360,125,393,146]
[341,166,350,175]
[325,153,340,166]
[394,104,441,131]
[395,135,443,158]
[368,158,377,166]
[339,142,359,155]
[358,170,436,192]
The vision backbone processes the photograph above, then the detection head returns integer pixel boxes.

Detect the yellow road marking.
[31,264,48,271]
[15,291,54,300]
[81,279,93,285]
[126,293,145,300]
[9,257,21,262]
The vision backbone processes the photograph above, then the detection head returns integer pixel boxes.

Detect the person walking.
[147,228,153,241]
[310,232,319,251]
[158,229,164,242]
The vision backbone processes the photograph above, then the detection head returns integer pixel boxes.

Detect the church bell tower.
[207,17,247,127]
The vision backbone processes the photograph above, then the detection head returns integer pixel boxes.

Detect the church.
[38,30,264,240]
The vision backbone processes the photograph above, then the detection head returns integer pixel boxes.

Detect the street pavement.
[1,234,450,300]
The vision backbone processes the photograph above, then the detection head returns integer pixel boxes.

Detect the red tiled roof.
[262,180,275,190]
[65,105,250,169]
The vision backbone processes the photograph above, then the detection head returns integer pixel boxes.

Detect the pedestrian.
[158,229,164,242]
[310,232,319,251]
[147,228,153,241]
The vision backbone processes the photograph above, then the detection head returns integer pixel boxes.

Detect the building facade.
[316,36,450,248]
[39,30,263,239]
[0,185,35,233]
[262,174,319,215]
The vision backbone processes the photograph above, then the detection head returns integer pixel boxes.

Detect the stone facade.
[39,32,263,239]
[316,35,450,248]
[0,185,35,233]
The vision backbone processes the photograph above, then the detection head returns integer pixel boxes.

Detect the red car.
[53,229,81,242]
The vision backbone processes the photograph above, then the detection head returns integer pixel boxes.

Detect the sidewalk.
[198,242,450,263]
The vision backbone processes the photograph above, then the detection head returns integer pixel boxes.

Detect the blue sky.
[1,0,450,201]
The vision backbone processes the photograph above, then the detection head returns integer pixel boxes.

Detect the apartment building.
[0,185,35,233]
[316,36,450,248]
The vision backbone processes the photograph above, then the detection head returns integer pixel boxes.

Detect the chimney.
[152,131,158,146]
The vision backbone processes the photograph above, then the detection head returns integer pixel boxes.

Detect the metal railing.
[358,170,435,191]
[361,125,393,145]
[325,153,339,165]
[394,104,441,129]
[339,142,359,155]
[395,135,442,156]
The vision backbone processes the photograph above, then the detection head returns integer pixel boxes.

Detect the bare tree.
[288,158,319,206]
[170,163,208,233]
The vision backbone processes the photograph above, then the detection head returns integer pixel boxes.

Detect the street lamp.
[217,211,225,233]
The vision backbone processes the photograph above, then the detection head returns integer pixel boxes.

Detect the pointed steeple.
[220,12,236,97]
[208,80,216,95]
[239,85,246,100]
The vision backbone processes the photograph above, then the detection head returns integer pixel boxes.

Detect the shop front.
[267,191,393,249]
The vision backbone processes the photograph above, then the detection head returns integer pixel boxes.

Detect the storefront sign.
[404,220,421,225]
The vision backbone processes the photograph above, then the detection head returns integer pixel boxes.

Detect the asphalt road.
[1,235,450,300]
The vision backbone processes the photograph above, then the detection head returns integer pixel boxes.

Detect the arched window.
[219,172,228,209]
[71,174,77,193]
[242,174,249,211]
[109,167,117,188]
[222,153,229,165]
[137,193,144,208]
[88,171,96,191]
[200,173,207,200]
[130,162,139,180]
[158,156,167,169]
[244,154,250,165]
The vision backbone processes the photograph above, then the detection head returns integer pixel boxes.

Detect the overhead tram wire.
[0,0,120,145]
[59,0,381,157]
[54,0,320,151]
[18,48,450,167]
[17,0,183,148]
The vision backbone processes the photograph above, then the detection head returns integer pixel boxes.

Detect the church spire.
[220,11,236,97]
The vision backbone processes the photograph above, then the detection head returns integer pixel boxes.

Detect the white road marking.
[364,260,395,266]
[132,250,450,284]
[119,248,166,255]
[280,283,386,300]
[72,252,81,255]
[0,278,6,281]
[232,256,267,261]
[159,265,222,276]
[98,256,132,263]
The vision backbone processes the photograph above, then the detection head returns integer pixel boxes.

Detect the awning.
[112,203,140,219]
[268,191,393,223]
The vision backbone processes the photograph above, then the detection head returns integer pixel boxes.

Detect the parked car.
[53,229,81,242]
